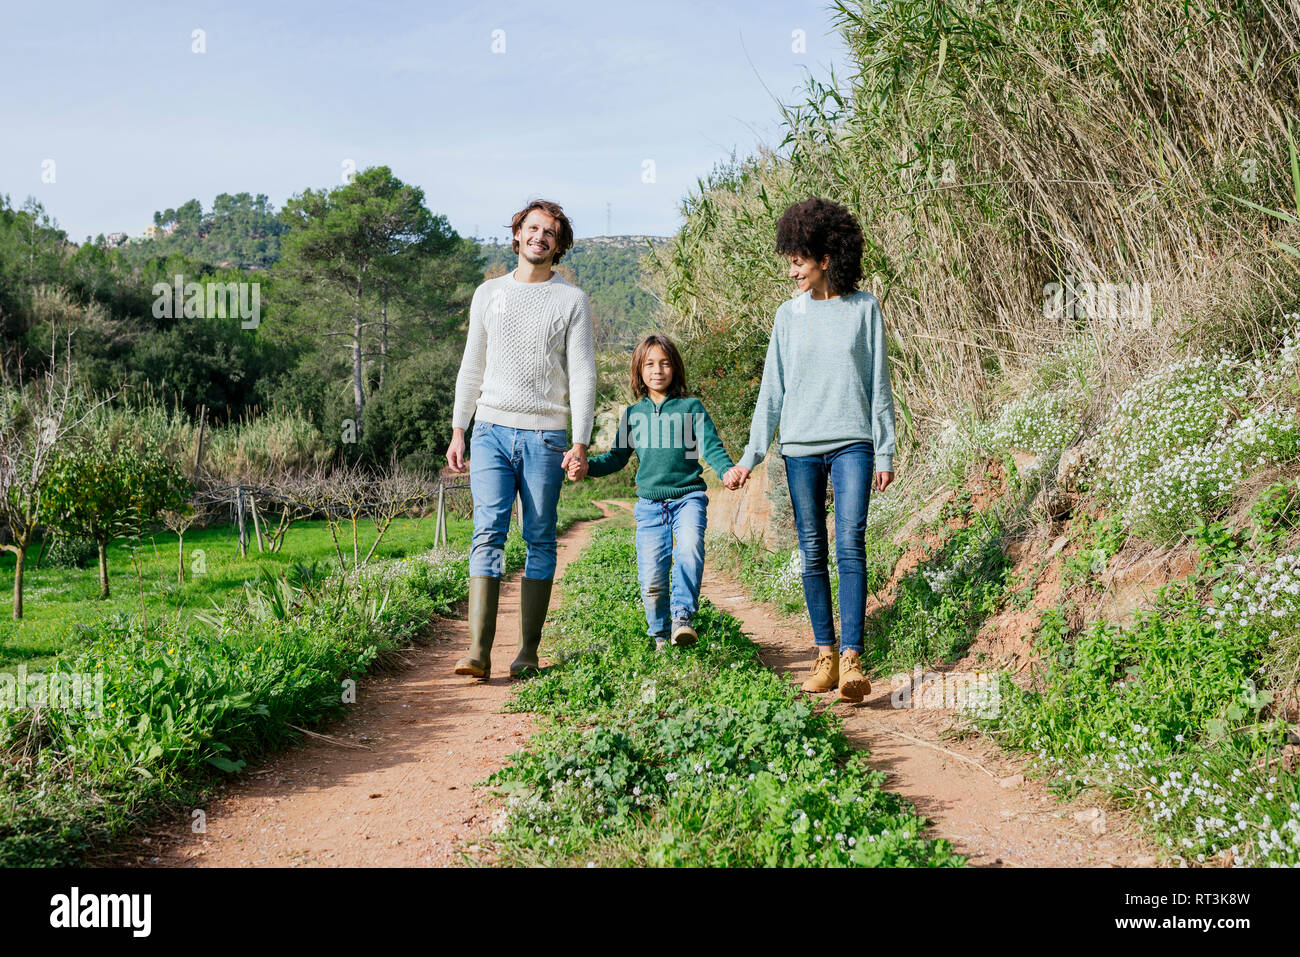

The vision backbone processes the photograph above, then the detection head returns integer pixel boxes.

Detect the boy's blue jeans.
[783,442,874,655]
[468,422,567,580]
[633,491,708,641]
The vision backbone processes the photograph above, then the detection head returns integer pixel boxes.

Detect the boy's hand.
[567,461,585,481]
[875,471,894,492]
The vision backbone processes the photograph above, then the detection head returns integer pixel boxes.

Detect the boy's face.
[516,210,560,265]
[787,252,831,294]
[642,346,673,395]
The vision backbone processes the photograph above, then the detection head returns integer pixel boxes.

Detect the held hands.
[562,444,589,482]
[719,466,893,492]
[722,466,750,490]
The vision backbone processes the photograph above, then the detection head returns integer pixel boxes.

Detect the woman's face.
[642,346,674,394]
[787,252,831,294]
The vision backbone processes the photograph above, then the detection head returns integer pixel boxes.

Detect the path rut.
[699,560,1161,867]
[123,513,602,868]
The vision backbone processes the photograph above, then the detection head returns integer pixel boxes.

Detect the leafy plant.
[40,441,191,599]
[487,528,963,868]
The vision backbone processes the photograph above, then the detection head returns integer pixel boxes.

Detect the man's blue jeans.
[633,491,708,641]
[783,442,874,655]
[469,422,567,580]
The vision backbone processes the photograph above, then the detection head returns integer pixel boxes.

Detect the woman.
[725,196,897,701]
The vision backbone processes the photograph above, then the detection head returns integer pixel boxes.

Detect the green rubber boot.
[511,576,554,678]
[455,576,500,679]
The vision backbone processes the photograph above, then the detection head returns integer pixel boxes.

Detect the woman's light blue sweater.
[738,289,897,473]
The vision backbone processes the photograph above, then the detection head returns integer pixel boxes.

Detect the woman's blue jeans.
[783,442,873,654]
[633,491,708,641]
[468,422,567,580]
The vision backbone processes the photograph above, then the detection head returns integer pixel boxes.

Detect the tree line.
[1,166,482,469]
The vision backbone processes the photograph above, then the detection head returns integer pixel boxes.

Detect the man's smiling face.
[516,209,560,266]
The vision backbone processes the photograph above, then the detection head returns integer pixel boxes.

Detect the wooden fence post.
[248,492,265,553]
[236,485,247,557]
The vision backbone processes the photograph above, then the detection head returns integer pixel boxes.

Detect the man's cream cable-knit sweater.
[451,270,597,444]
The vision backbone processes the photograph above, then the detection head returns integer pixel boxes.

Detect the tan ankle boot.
[838,650,871,701]
[801,647,839,693]
[455,576,500,679]
[511,576,553,677]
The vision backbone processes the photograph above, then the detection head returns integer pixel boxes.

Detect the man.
[446,199,595,680]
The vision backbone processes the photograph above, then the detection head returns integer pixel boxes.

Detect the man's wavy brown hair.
[629,334,688,401]
[774,196,865,296]
[510,199,575,264]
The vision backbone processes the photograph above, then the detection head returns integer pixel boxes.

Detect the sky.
[0,0,852,244]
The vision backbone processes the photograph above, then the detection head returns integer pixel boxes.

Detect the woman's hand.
[874,470,894,492]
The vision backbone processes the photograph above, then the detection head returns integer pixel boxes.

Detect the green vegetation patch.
[483,527,963,867]
[0,504,599,866]
[978,504,1300,866]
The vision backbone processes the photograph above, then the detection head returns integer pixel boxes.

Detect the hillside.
[113,193,286,270]
[653,0,1300,866]
[106,203,666,349]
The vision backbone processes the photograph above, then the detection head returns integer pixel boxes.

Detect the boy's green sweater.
[586,395,735,500]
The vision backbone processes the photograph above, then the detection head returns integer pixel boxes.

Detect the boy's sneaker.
[670,618,697,647]
[655,639,668,653]
[801,647,839,693]
[838,651,871,702]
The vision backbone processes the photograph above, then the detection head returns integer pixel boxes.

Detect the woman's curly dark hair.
[774,197,865,296]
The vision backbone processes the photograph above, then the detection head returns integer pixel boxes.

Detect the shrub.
[41,535,97,570]
[1080,348,1300,541]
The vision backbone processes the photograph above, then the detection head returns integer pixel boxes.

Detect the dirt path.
[123,511,605,868]
[699,562,1161,868]
[118,498,1157,868]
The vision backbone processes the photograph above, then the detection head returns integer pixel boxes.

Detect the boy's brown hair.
[510,199,575,264]
[629,334,688,401]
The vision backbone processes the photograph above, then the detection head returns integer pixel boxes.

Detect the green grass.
[973,498,1300,866]
[483,527,964,867]
[855,506,1011,676]
[558,469,639,507]
[0,518,467,671]
[0,496,602,866]
[1,489,603,671]
[708,520,903,620]
[708,520,997,680]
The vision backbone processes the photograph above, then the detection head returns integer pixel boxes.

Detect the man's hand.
[562,444,589,481]
[723,466,750,490]
[875,470,894,492]
[447,428,468,473]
